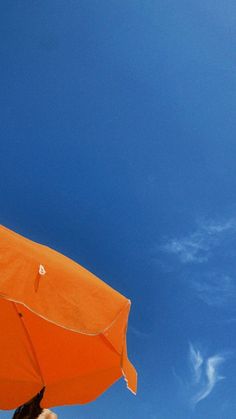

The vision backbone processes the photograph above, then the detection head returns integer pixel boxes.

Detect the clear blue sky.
[1,1,236,418]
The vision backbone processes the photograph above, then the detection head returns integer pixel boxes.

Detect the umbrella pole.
[12,387,45,419]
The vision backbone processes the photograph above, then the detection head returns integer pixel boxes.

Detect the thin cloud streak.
[193,355,225,405]
[202,219,236,234]
[163,235,209,264]
[160,217,236,307]
[188,344,226,406]
[162,218,236,264]
[189,343,203,384]
[190,273,236,307]
[129,325,150,339]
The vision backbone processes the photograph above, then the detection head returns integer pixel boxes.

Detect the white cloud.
[159,217,236,307]
[129,325,150,339]
[202,219,236,234]
[189,343,203,384]
[162,218,236,264]
[193,355,225,405]
[190,273,236,307]
[188,344,225,406]
[163,235,209,264]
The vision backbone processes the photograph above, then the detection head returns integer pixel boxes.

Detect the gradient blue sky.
[1,1,236,418]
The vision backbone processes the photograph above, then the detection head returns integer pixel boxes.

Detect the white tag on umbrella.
[39,264,46,275]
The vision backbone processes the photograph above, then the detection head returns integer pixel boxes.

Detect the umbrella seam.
[12,301,45,387]
[0,296,131,337]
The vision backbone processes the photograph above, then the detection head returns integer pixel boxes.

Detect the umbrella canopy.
[0,225,137,410]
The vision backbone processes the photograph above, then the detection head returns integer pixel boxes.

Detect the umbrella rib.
[12,302,45,387]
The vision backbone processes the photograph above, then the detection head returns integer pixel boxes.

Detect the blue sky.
[1,1,236,418]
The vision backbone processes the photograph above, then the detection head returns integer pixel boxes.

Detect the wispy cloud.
[193,355,225,404]
[190,273,236,307]
[201,219,236,234]
[158,217,236,307]
[163,236,209,264]
[189,343,203,383]
[188,343,225,406]
[162,218,236,264]
[129,325,150,339]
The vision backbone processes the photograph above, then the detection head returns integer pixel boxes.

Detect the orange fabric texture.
[0,225,137,410]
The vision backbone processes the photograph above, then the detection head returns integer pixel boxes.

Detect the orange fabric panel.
[18,304,122,406]
[0,299,43,409]
[0,225,128,334]
[41,368,122,408]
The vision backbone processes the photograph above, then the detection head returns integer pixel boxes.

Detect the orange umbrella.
[0,225,137,410]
